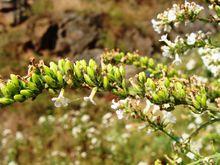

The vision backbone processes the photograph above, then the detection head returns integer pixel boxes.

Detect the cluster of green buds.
[0,51,219,113]
[102,51,178,78]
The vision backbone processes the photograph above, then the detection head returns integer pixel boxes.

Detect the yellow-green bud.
[10,74,20,87]
[103,76,109,90]
[84,74,96,86]
[14,94,26,102]
[0,98,14,105]
[43,75,56,88]
[87,66,95,80]
[20,89,33,98]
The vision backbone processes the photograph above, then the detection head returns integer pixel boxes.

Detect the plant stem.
[188,118,220,141]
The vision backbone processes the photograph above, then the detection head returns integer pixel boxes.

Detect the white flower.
[81,114,90,122]
[83,87,97,105]
[38,116,46,124]
[162,111,176,124]
[187,33,197,45]
[116,109,124,120]
[188,123,196,130]
[16,131,24,141]
[91,137,98,145]
[2,129,11,136]
[181,133,190,142]
[72,126,81,137]
[186,59,196,70]
[111,99,119,110]
[160,35,172,45]
[176,157,183,163]
[8,161,18,165]
[173,54,182,65]
[143,99,160,115]
[161,46,171,58]
[81,152,87,158]
[167,9,177,22]
[186,152,195,160]
[151,19,162,34]
[51,89,71,107]
[137,161,148,165]
[190,139,203,153]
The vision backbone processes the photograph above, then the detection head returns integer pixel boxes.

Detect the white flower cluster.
[143,100,176,124]
[152,1,204,33]
[111,98,129,119]
[198,47,220,77]
[160,31,208,64]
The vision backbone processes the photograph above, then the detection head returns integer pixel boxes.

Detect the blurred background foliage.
[0,0,219,164]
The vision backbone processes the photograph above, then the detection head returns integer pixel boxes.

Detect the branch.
[0,52,219,113]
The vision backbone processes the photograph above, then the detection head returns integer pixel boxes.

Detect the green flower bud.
[14,94,26,102]
[87,66,95,80]
[157,89,169,102]
[114,67,121,81]
[138,72,146,84]
[140,57,148,66]
[79,60,87,71]
[119,66,125,77]
[215,5,220,17]
[114,52,124,62]
[43,65,55,77]
[43,75,57,88]
[6,81,19,95]
[1,85,12,98]
[10,74,20,87]
[145,78,156,90]
[0,98,14,105]
[27,82,39,92]
[84,74,96,86]
[121,79,127,90]
[64,60,74,74]
[31,73,43,87]
[164,78,170,88]
[49,62,58,73]
[173,82,185,100]
[89,59,97,70]
[129,84,142,96]
[200,94,207,108]
[103,76,109,90]
[20,89,33,98]
[152,93,160,103]
[58,59,66,74]
[74,64,83,79]
[192,98,201,110]
[148,58,155,68]
[56,71,64,86]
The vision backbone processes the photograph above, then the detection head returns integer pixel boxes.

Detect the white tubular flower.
[83,87,97,105]
[161,46,171,58]
[173,54,182,65]
[116,109,124,120]
[51,89,71,107]
[186,152,195,160]
[187,33,197,45]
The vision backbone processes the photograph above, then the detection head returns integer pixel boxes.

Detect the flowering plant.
[0,0,220,164]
